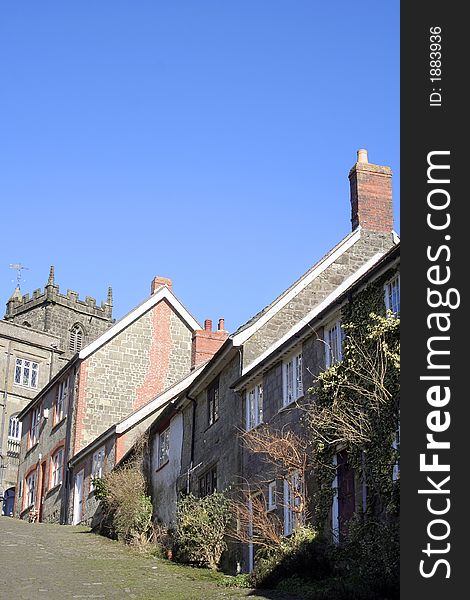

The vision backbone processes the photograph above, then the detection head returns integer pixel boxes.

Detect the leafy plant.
[175,492,231,570]
[94,462,154,547]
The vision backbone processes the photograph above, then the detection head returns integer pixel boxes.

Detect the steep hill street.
[0,517,295,600]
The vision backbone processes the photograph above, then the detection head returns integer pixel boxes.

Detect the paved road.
[0,517,295,600]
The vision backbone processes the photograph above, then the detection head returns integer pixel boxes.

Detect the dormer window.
[69,324,84,354]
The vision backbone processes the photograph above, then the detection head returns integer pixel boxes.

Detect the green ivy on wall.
[306,269,400,527]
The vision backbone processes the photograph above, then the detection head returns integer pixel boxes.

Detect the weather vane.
[9,263,29,289]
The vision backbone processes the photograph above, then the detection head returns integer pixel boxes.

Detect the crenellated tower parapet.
[4,266,114,358]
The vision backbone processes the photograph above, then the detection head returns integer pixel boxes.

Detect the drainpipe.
[185,396,197,494]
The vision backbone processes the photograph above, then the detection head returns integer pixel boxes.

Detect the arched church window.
[69,323,84,354]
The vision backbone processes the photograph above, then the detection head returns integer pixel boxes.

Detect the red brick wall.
[349,162,393,233]
[73,362,88,455]
[191,329,228,369]
[134,298,172,411]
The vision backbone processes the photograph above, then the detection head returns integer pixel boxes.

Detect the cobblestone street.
[0,517,295,600]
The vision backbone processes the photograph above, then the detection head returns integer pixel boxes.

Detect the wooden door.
[337,450,355,540]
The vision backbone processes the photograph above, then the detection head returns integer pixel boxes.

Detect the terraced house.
[145,150,399,571]
[15,277,225,524]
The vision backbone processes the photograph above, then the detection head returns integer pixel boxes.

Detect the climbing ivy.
[306,270,400,526]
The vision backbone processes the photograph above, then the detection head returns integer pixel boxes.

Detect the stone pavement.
[0,517,295,600]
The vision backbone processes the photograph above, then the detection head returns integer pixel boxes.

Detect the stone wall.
[15,369,75,522]
[74,299,193,453]
[0,321,63,502]
[242,230,394,368]
[5,274,113,360]
[181,355,242,497]
[68,437,116,527]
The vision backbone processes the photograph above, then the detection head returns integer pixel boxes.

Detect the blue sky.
[0,1,399,331]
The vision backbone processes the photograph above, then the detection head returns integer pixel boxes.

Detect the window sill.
[155,460,169,473]
[51,416,66,433]
[46,483,62,497]
[279,395,304,413]
[205,419,219,432]
[20,505,34,517]
[25,441,39,456]
[245,421,264,433]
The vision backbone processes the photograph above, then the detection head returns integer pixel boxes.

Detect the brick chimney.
[191,318,228,369]
[349,149,393,233]
[151,276,172,294]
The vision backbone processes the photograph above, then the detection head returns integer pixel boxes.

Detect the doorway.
[73,469,84,525]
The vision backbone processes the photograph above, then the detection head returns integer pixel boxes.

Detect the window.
[157,426,170,468]
[14,358,39,388]
[91,446,105,490]
[199,467,217,497]
[246,382,263,430]
[267,481,277,511]
[385,273,400,316]
[8,415,21,440]
[54,377,69,424]
[325,319,344,368]
[207,380,219,426]
[69,323,84,354]
[283,471,303,535]
[283,351,303,406]
[25,471,37,508]
[29,406,41,447]
[50,447,64,488]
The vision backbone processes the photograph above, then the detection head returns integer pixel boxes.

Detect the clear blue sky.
[0,1,399,331]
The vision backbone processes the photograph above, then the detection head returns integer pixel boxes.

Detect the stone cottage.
[15,276,222,523]
[143,149,399,571]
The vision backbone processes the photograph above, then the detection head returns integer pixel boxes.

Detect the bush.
[334,518,399,598]
[252,519,399,600]
[94,463,154,547]
[175,492,231,570]
[250,526,332,588]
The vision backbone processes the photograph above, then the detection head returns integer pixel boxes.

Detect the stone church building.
[0,268,113,515]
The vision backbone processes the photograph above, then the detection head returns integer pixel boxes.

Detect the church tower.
[4,266,114,359]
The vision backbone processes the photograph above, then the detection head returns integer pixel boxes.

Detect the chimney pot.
[218,318,225,331]
[204,319,212,331]
[357,149,369,163]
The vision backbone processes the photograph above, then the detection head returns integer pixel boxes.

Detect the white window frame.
[91,446,105,491]
[50,447,64,488]
[282,350,303,407]
[29,406,41,447]
[392,420,400,481]
[324,318,344,368]
[8,415,22,440]
[157,426,170,468]
[54,377,69,424]
[283,471,303,535]
[26,471,37,508]
[331,454,339,543]
[246,381,264,431]
[384,273,400,316]
[14,357,39,388]
[267,480,277,511]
